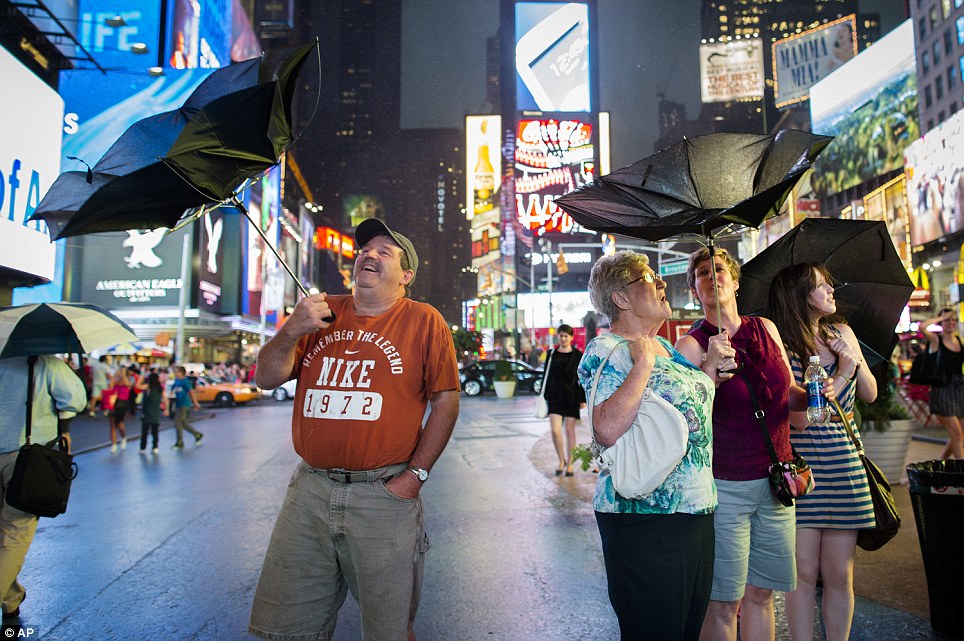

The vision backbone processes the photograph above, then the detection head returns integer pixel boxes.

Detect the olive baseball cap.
[354,218,418,282]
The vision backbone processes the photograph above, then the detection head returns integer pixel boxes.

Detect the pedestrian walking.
[767,263,877,641]
[248,218,460,641]
[87,355,111,416]
[544,323,585,476]
[170,366,203,449]
[136,372,166,454]
[108,367,131,453]
[0,355,86,623]
[578,251,717,641]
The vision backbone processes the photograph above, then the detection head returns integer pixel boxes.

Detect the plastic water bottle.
[805,356,830,423]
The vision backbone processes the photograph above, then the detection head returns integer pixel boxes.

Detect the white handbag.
[533,350,553,419]
[588,340,688,499]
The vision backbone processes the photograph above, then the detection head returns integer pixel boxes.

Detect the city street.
[6,395,950,640]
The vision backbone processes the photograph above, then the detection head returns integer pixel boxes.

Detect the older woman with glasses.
[920,308,964,459]
[577,251,717,641]
[675,247,833,641]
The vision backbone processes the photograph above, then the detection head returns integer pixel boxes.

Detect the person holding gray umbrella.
[676,247,834,641]
[767,262,876,641]
[0,355,86,622]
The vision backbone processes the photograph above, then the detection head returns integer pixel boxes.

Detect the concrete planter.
[860,419,915,483]
[493,381,516,399]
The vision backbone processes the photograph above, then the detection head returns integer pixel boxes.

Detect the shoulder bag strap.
[737,369,782,466]
[587,340,629,453]
[831,398,863,455]
[538,350,554,399]
[25,355,36,445]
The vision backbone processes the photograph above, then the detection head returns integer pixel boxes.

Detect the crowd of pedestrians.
[62,358,256,453]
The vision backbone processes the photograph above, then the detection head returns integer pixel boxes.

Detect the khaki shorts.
[249,461,429,641]
[710,478,797,601]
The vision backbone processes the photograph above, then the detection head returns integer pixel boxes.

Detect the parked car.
[262,378,298,401]
[459,359,544,397]
[188,375,258,407]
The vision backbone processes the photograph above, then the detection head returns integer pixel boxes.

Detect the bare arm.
[760,317,835,416]
[920,311,951,349]
[255,293,334,390]
[384,389,460,499]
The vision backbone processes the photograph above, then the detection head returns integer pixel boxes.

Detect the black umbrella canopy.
[0,303,138,359]
[737,218,914,367]
[555,130,833,241]
[31,42,317,241]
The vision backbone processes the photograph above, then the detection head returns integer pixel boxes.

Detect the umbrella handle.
[232,198,335,318]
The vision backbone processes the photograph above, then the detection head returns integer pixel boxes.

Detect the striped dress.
[789,355,875,529]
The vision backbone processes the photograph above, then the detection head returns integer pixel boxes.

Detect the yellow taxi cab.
[189,375,258,407]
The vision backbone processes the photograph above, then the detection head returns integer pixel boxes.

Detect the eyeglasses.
[621,272,657,288]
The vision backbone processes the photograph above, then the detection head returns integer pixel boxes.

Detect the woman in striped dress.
[766,262,877,641]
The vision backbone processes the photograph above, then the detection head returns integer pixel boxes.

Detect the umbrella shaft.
[235,199,309,298]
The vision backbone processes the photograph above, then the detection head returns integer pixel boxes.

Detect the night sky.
[401,0,908,168]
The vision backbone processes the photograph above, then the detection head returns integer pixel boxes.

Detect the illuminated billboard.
[76,1,163,71]
[1,44,62,287]
[514,116,595,236]
[166,0,233,69]
[773,15,857,108]
[905,110,964,247]
[515,2,590,112]
[241,167,281,315]
[810,20,919,197]
[343,194,387,228]
[69,226,190,308]
[466,115,502,221]
[699,39,765,103]
[466,115,502,267]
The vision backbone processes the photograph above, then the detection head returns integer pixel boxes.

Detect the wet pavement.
[3,395,955,640]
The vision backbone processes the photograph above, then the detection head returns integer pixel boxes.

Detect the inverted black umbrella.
[555,129,832,325]
[555,130,832,241]
[0,303,139,359]
[737,218,914,367]
[30,42,318,296]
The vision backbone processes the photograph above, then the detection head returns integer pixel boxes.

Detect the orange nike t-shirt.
[288,295,460,470]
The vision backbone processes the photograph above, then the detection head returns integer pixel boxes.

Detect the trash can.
[907,459,964,638]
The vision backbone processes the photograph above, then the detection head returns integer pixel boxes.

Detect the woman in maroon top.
[676,247,833,641]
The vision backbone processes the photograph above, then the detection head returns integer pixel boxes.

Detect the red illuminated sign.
[314,227,355,258]
[514,117,595,236]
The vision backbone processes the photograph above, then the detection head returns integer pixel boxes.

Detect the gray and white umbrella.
[0,303,138,359]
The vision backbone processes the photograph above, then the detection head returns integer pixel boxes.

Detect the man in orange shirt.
[249,218,460,641]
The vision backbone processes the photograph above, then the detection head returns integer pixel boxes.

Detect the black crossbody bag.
[738,370,814,507]
[6,356,79,518]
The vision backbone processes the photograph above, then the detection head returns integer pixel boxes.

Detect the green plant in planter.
[854,377,912,433]
[494,360,514,382]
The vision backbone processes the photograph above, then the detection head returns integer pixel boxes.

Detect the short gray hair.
[588,251,650,324]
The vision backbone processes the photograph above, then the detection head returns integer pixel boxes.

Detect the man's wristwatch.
[409,466,429,482]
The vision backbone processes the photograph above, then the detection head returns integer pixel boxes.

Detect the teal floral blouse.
[578,333,717,515]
